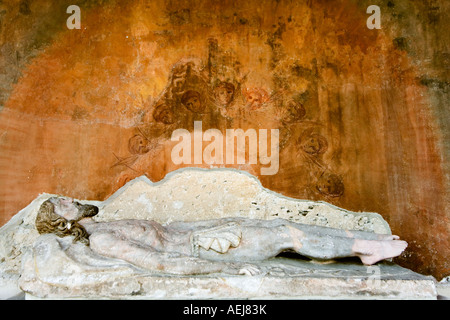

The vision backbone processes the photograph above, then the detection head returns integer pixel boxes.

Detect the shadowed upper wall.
[0,0,448,279]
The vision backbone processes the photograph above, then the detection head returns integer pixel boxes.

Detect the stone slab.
[16,232,436,300]
[22,257,436,300]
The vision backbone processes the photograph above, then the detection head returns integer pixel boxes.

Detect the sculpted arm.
[89,232,253,276]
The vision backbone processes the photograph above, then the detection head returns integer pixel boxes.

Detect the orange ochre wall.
[0,0,448,280]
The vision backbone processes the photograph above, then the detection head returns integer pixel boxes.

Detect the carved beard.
[68,203,98,245]
[73,202,99,219]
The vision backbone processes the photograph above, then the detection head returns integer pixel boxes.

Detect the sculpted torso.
[87,220,191,255]
[84,218,294,263]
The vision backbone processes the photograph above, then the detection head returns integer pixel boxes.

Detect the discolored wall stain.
[0,0,448,279]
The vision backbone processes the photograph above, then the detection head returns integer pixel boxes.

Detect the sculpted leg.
[285,227,356,260]
[177,218,407,264]
[284,224,407,264]
[196,223,291,262]
[281,219,400,241]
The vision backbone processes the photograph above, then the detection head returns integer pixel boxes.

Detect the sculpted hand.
[238,264,262,276]
[223,263,263,276]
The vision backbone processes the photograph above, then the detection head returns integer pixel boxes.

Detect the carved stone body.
[34,197,407,275]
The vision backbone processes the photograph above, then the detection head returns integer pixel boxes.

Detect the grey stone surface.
[20,234,436,299]
[437,276,450,299]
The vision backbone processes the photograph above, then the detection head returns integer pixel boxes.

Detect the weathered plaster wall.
[0,0,448,279]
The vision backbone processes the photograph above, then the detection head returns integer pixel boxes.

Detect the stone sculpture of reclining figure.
[35,197,408,276]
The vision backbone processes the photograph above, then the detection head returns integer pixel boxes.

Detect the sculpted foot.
[352,239,408,265]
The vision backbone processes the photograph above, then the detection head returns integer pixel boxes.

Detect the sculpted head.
[35,197,98,245]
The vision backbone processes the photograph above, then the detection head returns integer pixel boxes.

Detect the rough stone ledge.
[96,168,392,234]
[20,258,437,300]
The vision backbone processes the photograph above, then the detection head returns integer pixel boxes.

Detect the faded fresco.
[114,40,344,202]
[0,0,448,279]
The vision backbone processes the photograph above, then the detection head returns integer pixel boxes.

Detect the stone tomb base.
[22,259,436,300]
[20,234,436,300]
